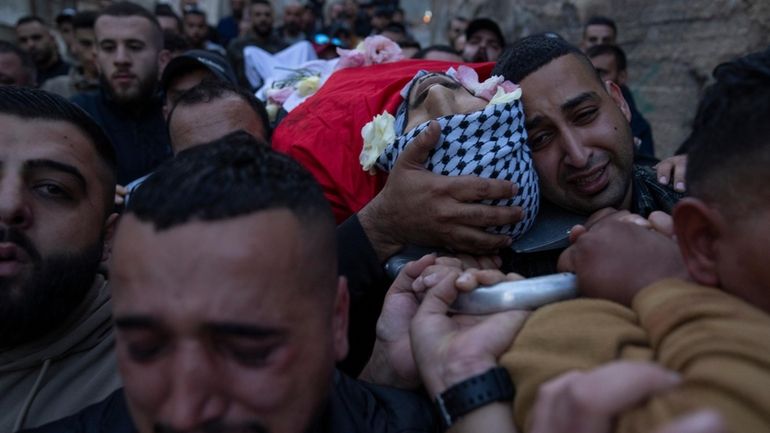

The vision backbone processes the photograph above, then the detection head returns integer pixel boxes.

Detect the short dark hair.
[584,15,617,35]
[98,1,163,48]
[155,4,183,33]
[373,7,393,18]
[0,86,117,207]
[399,39,421,50]
[493,33,595,84]
[0,41,36,84]
[162,30,191,52]
[586,43,627,72]
[182,7,207,19]
[72,10,98,31]
[167,78,271,141]
[126,131,337,290]
[56,11,76,26]
[383,22,406,35]
[128,130,331,230]
[413,44,458,59]
[251,0,273,10]
[16,16,47,27]
[685,49,770,215]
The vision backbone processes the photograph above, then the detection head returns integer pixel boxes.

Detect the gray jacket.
[0,275,121,432]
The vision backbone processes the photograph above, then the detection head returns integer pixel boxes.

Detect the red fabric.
[273,59,495,223]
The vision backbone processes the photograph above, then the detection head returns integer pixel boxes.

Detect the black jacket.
[21,372,437,433]
[71,89,172,186]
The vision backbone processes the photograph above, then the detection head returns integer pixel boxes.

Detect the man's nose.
[0,175,33,230]
[158,343,226,429]
[113,45,131,65]
[561,130,591,168]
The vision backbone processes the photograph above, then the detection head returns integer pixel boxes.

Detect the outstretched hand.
[530,360,726,433]
[530,361,682,433]
[410,265,529,398]
[360,255,508,388]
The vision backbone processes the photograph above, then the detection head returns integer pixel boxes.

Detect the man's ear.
[157,49,172,78]
[606,80,631,123]
[101,212,120,262]
[617,69,628,86]
[332,276,350,362]
[672,198,720,287]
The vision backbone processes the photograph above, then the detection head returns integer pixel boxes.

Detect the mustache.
[0,227,41,262]
[154,420,269,433]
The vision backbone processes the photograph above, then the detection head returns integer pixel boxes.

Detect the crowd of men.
[0,1,768,432]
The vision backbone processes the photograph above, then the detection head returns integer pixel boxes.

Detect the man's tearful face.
[519,54,635,214]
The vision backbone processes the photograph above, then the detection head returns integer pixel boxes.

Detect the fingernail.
[412,276,423,289]
[457,273,472,284]
[679,410,722,429]
[675,182,685,192]
[667,372,682,383]
[424,273,439,286]
[659,176,667,184]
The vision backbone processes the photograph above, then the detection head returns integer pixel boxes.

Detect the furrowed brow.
[25,159,87,190]
[207,322,286,339]
[114,315,163,330]
[525,115,544,131]
[561,91,600,113]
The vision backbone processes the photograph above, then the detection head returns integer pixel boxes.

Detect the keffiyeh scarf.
[377,100,539,240]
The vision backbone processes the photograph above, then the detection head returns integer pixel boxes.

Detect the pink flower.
[475,76,504,100]
[362,35,403,65]
[266,87,294,105]
[500,81,520,93]
[453,65,518,101]
[336,47,366,69]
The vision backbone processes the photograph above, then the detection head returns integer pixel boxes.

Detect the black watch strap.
[434,366,515,428]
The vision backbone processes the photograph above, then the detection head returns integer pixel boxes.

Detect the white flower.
[488,86,523,106]
[360,112,396,174]
[265,103,280,123]
[295,75,321,97]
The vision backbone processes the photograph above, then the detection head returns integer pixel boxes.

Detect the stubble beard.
[0,227,104,349]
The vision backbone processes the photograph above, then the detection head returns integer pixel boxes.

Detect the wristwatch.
[434,366,515,428]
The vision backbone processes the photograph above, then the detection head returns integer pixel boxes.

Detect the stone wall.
[431,0,770,157]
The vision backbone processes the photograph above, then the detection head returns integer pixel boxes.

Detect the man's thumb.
[399,121,441,168]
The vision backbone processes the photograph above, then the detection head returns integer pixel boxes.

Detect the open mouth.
[566,162,610,196]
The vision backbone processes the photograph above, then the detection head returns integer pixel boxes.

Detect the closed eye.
[528,130,554,151]
[573,108,598,125]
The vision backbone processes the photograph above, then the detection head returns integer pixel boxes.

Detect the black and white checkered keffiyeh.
[376,100,539,240]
